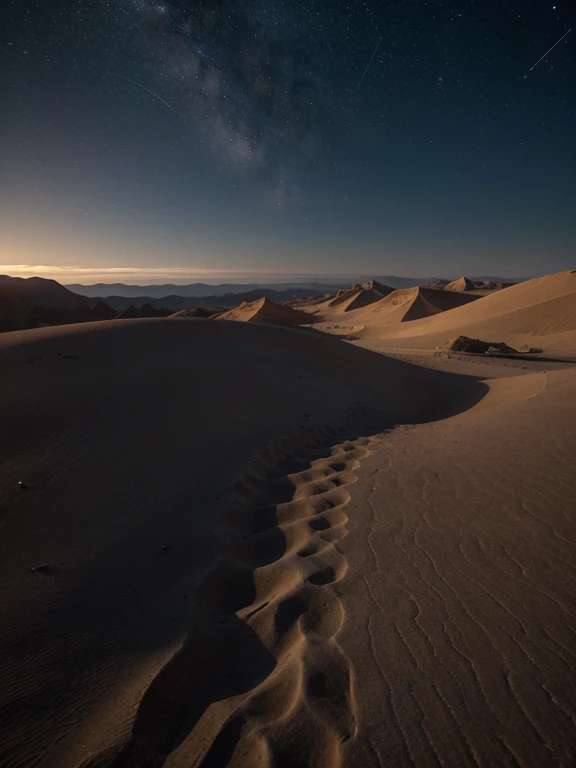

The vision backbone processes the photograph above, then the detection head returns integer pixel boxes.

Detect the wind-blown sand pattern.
[338,369,576,768]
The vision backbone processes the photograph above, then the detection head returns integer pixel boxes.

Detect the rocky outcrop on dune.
[438,336,519,355]
[444,276,474,292]
[215,296,315,326]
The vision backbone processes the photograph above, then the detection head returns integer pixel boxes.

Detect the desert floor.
[0,289,575,766]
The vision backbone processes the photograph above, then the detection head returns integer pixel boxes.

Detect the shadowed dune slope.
[0,318,487,768]
[214,297,315,326]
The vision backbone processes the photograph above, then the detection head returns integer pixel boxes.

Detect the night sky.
[1,0,574,282]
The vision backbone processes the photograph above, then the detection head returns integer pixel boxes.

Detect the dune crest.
[443,276,474,292]
[215,297,315,326]
[312,280,394,314]
[346,285,479,325]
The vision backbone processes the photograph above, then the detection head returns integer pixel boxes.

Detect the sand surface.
[0,281,575,767]
[0,319,482,767]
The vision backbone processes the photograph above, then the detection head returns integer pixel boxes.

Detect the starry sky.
[1,0,574,282]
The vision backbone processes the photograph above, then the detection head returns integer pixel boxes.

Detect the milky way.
[1,0,575,276]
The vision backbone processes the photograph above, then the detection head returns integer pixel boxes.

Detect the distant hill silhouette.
[115,304,173,319]
[0,275,89,309]
[66,281,349,299]
[0,275,115,332]
[89,288,333,311]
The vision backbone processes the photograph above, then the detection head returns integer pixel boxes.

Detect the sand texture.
[0,272,575,767]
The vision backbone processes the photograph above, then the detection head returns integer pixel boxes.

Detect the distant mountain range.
[0,273,526,332]
[88,288,335,312]
[66,276,525,299]
[65,281,347,298]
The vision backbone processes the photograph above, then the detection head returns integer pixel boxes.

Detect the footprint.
[274,595,309,636]
[307,567,337,586]
[294,473,355,500]
[309,517,331,531]
[297,544,318,558]
[309,671,331,698]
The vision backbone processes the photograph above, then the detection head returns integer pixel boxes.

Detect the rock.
[438,336,519,355]
[518,345,543,354]
[484,344,520,356]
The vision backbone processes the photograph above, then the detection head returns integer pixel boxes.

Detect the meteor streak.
[114,73,183,116]
[525,27,572,76]
[356,37,382,90]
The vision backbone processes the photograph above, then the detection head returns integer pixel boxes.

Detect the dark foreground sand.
[0,316,574,767]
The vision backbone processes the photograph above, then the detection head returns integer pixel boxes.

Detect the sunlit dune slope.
[215,296,316,326]
[349,268,576,350]
[335,365,576,768]
[324,285,479,326]
[443,276,474,291]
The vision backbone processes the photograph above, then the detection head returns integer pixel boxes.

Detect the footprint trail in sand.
[112,426,385,768]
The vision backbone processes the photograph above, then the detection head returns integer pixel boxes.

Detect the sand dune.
[215,297,315,326]
[308,280,394,314]
[337,269,576,354]
[443,276,474,292]
[315,286,479,334]
[1,278,575,768]
[0,318,483,767]
[100,362,575,767]
[350,285,478,323]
